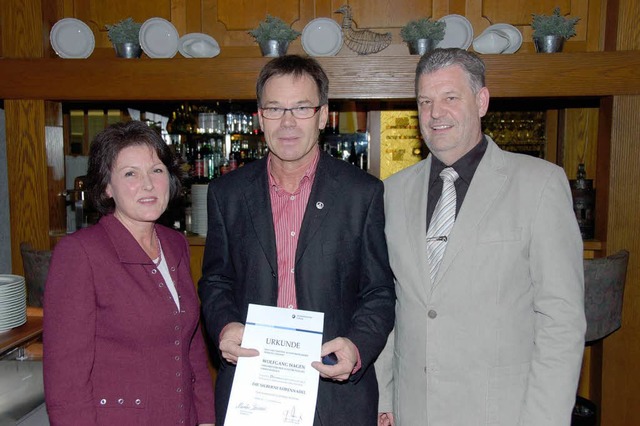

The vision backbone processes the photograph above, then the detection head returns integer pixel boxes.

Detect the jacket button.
[428,310,437,319]
[100,399,107,405]
[117,398,124,405]
[135,399,141,405]
[176,371,181,377]
[176,387,182,393]
[175,340,180,345]
[170,267,176,272]
[151,269,157,274]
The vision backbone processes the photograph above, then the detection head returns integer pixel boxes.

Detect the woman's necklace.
[153,228,163,266]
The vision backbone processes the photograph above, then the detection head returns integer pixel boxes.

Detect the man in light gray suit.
[376,48,586,426]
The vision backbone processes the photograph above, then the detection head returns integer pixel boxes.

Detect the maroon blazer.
[43,214,215,425]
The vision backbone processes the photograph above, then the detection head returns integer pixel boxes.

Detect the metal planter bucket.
[533,35,565,53]
[407,38,437,55]
[113,42,142,58]
[259,40,290,57]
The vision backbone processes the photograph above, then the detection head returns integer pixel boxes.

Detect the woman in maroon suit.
[43,121,215,425]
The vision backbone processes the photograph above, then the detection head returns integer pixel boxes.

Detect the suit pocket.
[486,362,530,425]
[478,227,522,244]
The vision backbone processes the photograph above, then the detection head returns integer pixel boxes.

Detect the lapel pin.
[316,201,324,210]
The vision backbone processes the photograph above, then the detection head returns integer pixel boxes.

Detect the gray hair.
[415,48,486,96]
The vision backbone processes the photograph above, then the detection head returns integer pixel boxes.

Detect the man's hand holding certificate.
[225,304,325,426]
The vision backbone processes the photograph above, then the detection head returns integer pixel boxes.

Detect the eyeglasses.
[260,106,323,120]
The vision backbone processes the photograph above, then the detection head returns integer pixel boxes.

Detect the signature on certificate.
[235,401,267,412]
[283,406,303,424]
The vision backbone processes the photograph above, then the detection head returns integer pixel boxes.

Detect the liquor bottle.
[341,142,351,162]
[333,142,343,159]
[211,139,222,179]
[229,152,238,171]
[348,141,358,165]
[193,142,209,184]
[201,139,213,180]
[166,111,177,134]
[358,151,368,171]
[327,104,339,134]
[219,143,231,176]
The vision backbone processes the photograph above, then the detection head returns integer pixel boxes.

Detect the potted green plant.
[531,7,580,53]
[106,17,143,58]
[400,18,446,55]
[248,15,300,57]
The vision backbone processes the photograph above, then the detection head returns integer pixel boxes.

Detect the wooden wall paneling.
[601,95,640,426]
[184,0,204,33]
[5,100,51,272]
[189,244,205,288]
[1,0,43,58]
[338,0,433,28]
[326,0,437,57]
[603,0,620,51]
[467,0,591,54]
[72,0,174,51]
[314,0,335,18]
[215,0,304,43]
[594,98,612,243]
[561,107,599,182]
[41,0,65,59]
[585,0,604,50]
[203,0,316,57]
[601,0,640,420]
[1,0,51,272]
[45,102,66,235]
[616,0,640,50]
[170,0,188,36]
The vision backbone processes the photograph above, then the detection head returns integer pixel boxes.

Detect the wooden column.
[601,93,640,424]
[600,0,640,424]
[1,0,52,273]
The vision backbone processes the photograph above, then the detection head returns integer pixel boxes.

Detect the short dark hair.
[86,120,183,215]
[415,48,486,96]
[256,55,329,107]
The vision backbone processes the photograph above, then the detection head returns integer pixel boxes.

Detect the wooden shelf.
[1,51,640,101]
[0,316,43,356]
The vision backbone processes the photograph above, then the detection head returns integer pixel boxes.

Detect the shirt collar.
[429,136,488,187]
[268,147,321,194]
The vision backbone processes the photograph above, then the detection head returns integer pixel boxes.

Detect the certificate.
[225,304,324,426]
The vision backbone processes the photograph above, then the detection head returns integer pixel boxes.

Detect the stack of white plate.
[190,184,209,236]
[0,275,27,333]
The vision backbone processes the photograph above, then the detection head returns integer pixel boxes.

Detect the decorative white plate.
[481,23,522,54]
[472,30,510,54]
[178,33,220,58]
[139,17,179,58]
[437,14,473,50]
[302,18,343,57]
[50,18,95,59]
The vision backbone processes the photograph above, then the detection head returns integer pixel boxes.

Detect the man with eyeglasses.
[198,54,395,425]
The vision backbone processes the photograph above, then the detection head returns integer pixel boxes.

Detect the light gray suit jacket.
[376,137,586,426]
